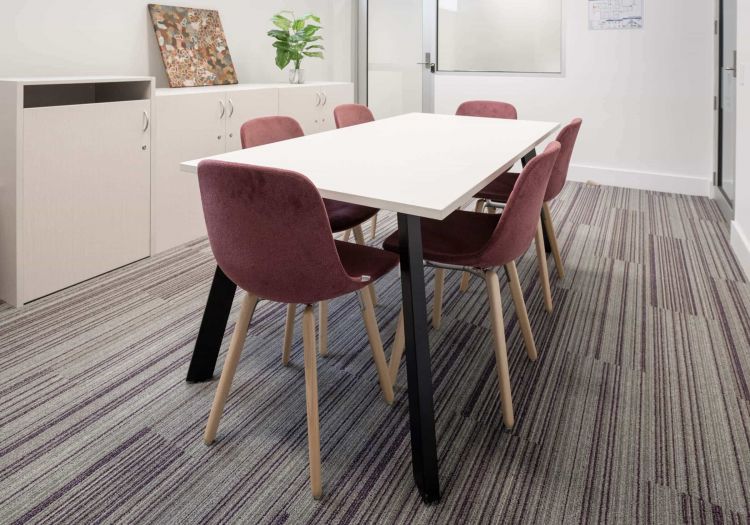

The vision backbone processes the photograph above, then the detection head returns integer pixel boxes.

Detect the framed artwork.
[148,4,239,88]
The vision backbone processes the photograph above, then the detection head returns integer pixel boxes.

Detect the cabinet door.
[278,86,322,135]
[22,100,151,302]
[317,84,355,132]
[152,92,226,254]
[225,88,279,151]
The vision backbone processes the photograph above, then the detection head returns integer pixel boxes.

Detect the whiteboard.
[589,0,644,30]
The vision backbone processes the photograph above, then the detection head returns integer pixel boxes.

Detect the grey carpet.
[1,182,749,524]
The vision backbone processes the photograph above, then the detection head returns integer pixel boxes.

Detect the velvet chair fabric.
[383,142,561,268]
[240,116,378,233]
[198,160,397,305]
[456,100,518,120]
[475,119,583,203]
[334,104,375,129]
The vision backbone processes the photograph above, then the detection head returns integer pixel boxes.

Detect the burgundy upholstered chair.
[240,116,379,359]
[333,104,380,240]
[474,119,583,282]
[198,160,398,499]
[383,142,562,429]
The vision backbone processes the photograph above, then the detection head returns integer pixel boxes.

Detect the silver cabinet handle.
[322,92,327,106]
[142,111,150,132]
[315,92,321,107]
[219,100,226,119]
[228,98,235,118]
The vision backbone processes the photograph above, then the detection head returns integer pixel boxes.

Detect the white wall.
[434,0,716,196]
[0,0,353,86]
[729,0,750,276]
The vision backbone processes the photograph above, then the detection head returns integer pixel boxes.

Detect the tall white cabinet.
[151,81,353,253]
[0,77,153,307]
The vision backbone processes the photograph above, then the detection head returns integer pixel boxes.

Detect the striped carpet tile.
[0,182,749,524]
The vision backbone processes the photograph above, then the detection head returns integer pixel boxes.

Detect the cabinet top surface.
[0,76,154,85]
[181,113,559,221]
[155,81,352,96]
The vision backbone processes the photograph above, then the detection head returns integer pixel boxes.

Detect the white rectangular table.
[181,112,559,503]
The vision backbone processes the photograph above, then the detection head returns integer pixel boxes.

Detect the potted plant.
[268,11,324,84]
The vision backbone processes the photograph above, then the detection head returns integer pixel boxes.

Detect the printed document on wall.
[589,0,643,30]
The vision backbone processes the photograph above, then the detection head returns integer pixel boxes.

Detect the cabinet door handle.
[228,98,235,117]
[315,92,321,107]
[219,100,226,119]
[322,92,327,106]
[142,111,150,132]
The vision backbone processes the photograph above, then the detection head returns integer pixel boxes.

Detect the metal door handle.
[228,98,235,118]
[142,111,150,132]
[219,100,226,118]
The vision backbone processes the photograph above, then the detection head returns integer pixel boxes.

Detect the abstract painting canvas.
[148,4,238,88]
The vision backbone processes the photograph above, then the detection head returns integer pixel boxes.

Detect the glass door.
[364,0,434,118]
[719,0,737,206]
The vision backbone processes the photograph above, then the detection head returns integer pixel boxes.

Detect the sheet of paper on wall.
[589,0,643,30]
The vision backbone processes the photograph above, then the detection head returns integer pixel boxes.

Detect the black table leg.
[186,265,237,383]
[397,213,441,504]
[522,149,553,253]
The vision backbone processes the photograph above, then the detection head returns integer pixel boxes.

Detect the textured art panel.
[148,4,238,88]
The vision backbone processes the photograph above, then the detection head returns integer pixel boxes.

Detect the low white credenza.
[151,81,353,254]
[0,76,154,307]
[0,78,354,307]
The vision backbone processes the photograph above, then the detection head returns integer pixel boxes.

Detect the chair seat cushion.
[474,172,519,203]
[336,240,399,283]
[382,210,501,267]
[325,199,379,233]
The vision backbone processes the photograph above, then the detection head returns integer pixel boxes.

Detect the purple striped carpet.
[1,182,749,523]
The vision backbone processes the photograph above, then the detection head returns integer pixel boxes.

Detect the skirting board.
[568,164,712,197]
[730,220,750,281]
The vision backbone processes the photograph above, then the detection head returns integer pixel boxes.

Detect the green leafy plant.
[268,11,324,70]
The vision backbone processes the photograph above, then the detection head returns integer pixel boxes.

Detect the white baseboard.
[730,220,750,281]
[568,164,712,197]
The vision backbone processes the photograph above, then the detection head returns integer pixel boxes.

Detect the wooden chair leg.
[433,268,445,330]
[282,304,296,365]
[352,224,378,305]
[504,261,538,361]
[542,202,564,279]
[343,229,352,242]
[370,213,378,240]
[204,292,259,444]
[389,309,405,384]
[318,301,328,357]
[484,271,514,429]
[534,220,554,313]
[302,305,322,499]
[460,200,486,293]
[358,287,395,404]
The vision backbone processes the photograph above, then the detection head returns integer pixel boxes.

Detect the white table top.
[181,113,559,221]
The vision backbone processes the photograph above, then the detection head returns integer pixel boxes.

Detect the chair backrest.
[334,104,375,128]
[544,118,582,202]
[197,160,361,304]
[455,100,518,120]
[477,141,561,267]
[240,116,304,149]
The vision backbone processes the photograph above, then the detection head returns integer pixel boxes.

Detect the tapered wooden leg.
[318,301,328,357]
[204,292,259,444]
[432,268,445,330]
[542,202,564,279]
[302,305,322,499]
[343,229,352,242]
[389,309,405,383]
[534,220,554,313]
[504,262,538,361]
[484,271,514,429]
[282,304,296,366]
[359,287,395,404]
[352,224,378,305]
[460,200,486,293]
[370,213,378,240]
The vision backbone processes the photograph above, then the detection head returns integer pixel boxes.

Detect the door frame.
[356,0,436,113]
[715,0,735,216]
